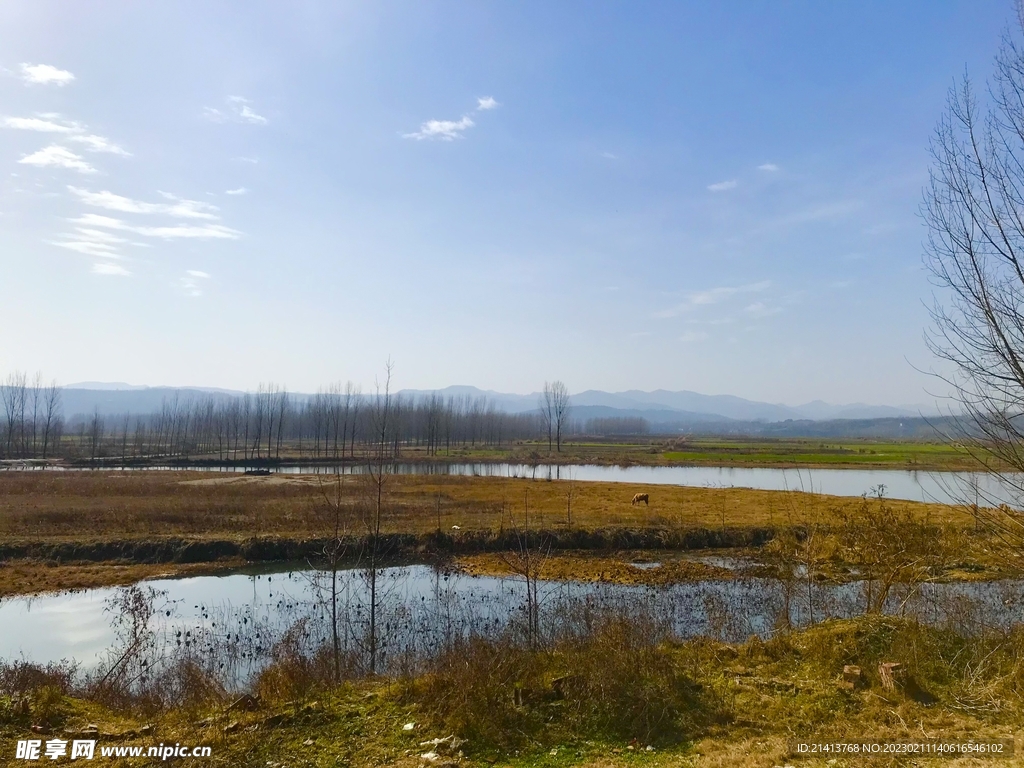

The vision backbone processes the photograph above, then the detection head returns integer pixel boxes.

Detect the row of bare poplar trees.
[0,372,651,462]
[0,372,64,459]
[1,373,651,462]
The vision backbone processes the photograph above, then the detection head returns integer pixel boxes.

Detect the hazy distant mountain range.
[63,382,942,425]
[395,385,940,422]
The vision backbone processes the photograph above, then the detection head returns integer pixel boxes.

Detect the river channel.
[1,461,1013,505]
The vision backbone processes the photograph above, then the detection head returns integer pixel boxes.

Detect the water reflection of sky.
[3,564,1024,673]
[3,462,1015,505]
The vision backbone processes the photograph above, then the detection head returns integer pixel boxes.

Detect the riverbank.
[2,616,1020,767]
[1,469,1008,597]
[1,470,988,596]
[5,436,985,472]
[0,470,973,543]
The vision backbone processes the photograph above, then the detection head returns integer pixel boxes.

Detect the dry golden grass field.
[0,469,991,596]
[0,470,971,542]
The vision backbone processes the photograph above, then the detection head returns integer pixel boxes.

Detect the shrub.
[412,610,728,751]
[254,620,357,703]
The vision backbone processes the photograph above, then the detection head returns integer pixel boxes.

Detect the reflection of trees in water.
[93,568,1024,695]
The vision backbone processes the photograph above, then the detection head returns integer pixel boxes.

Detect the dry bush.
[832,495,947,612]
[29,685,67,726]
[253,621,355,703]
[412,633,545,750]
[0,659,76,697]
[0,660,77,727]
[412,611,726,751]
[555,613,719,744]
[154,657,227,715]
[82,585,169,713]
[795,615,996,709]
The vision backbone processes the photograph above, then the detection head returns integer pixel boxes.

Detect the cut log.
[878,662,903,692]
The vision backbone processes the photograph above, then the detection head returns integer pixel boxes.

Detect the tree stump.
[841,664,863,690]
[878,662,903,692]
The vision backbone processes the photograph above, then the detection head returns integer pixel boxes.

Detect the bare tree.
[310,471,352,681]
[28,372,41,456]
[120,413,131,466]
[540,383,554,452]
[565,468,577,529]
[360,360,395,674]
[41,380,62,459]
[550,380,571,452]
[540,380,572,452]
[88,409,104,460]
[924,12,1024,550]
[498,491,549,647]
[2,371,27,457]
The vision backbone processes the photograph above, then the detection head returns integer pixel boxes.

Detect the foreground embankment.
[2,614,1021,767]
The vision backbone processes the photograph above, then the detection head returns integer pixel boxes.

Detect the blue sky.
[0,1,1013,404]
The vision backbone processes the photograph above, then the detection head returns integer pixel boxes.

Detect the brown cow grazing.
[631,493,649,506]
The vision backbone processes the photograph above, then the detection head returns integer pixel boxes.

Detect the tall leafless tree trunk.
[362,360,394,674]
[550,380,571,452]
[2,371,27,458]
[311,470,351,681]
[539,381,572,452]
[41,380,62,459]
[540,383,554,452]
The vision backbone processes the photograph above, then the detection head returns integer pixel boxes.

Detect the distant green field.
[660,438,973,469]
[394,436,980,470]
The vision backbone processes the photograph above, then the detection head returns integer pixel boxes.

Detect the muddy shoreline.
[0,525,775,568]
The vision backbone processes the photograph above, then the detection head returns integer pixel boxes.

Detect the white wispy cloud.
[679,330,709,343]
[233,156,259,164]
[73,228,127,245]
[20,63,75,86]
[404,115,475,141]
[92,262,129,276]
[69,135,130,156]
[50,226,129,259]
[656,280,771,319]
[180,270,210,297]
[238,105,266,124]
[476,96,499,110]
[224,187,248,195]
[53,186,241,269]
[52,240,120,258]
[205,96,268,125]
[600,151,618,160]
[72,213,241,239]
[743,301,782,318]
[3,116,80,132]
[20,145,95,173]
[4,117,129,161]
[758,163,780,172]
[69,187,220,219]
[707,180,738,192]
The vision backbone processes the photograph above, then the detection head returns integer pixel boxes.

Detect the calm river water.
[2,563,1022,674]
[2,461,1014,505]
